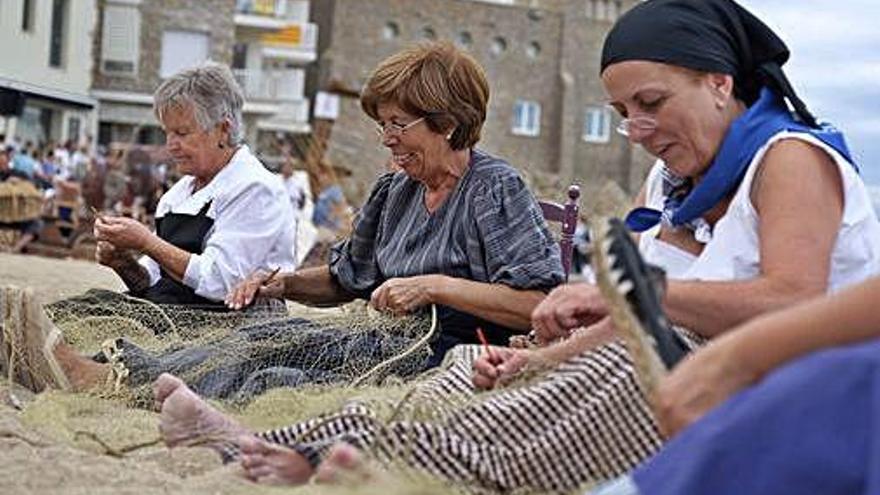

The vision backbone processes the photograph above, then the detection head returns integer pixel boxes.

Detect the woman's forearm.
[142,236,191,282]
[431,277,545,331]
[664,276,825,338]
[725,276,880,379]
[281,265,356,305]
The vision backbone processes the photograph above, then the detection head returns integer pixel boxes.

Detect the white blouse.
[640,130,880,291]
[140,145,298,301]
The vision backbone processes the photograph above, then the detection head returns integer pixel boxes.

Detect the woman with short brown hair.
[227,40,562,365]
[360,41,488,152]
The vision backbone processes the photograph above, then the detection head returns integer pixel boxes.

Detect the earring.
[446,132,454,141]
[218,142,225,149]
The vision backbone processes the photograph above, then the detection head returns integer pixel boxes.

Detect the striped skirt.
[245,336,690,494]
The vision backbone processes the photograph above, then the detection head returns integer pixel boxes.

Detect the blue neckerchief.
[626,87,855,233]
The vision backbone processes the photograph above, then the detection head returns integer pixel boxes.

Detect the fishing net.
[1,287,438,409]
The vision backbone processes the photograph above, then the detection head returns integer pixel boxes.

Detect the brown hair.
[360,41,489,151]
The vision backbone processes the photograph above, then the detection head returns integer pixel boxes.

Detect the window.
[49,0,69,68]
[232,43,248,70]
[66,116,80,142]
[588,0,614,20]
[160,30,209,78]
[583,105,611,143]
[101,3,141,75]
[420,27,436,40]
[21,0,35,32]
[382,22,399,40]
[490,36,507,57]
[612,1,623,20]
[526,41,541,58]
[512,100,541,137]
[457,31,472,48]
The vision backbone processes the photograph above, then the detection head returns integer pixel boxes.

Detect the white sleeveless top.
[639,131,880,291]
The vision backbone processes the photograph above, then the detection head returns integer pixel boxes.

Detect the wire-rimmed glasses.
[375,117,425,139]
[615,115,658,138]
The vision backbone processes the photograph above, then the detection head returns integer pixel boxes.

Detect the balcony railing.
[233,68,305,102]
[236,0,309,22]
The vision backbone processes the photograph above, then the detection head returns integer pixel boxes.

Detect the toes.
[315,443,363,483]
[242,464,275,483]
[240,452,268,470]
[238,435,270,455]
[153,373,184,406]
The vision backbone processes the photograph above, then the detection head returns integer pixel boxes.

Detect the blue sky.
[737,0,880,186]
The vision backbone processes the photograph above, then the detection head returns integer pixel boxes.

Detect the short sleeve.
[329,173,395,297]
[471,173,564,290]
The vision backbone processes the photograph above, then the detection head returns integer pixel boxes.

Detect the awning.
[0,76,96,110]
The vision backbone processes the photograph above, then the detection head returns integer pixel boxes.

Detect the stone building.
[91,0,317,154]
[0,0,98,146]
[309,0,653,204]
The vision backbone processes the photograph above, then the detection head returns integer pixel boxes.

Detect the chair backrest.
[538,184,580,281]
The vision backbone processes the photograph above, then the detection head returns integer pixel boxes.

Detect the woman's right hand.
[225,269,286,310]
[531,283,609,345]
[472,347,531,390]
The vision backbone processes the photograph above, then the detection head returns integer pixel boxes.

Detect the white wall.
[0,1,97,98]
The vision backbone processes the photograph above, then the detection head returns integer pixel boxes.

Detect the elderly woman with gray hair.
[94,62,297,307]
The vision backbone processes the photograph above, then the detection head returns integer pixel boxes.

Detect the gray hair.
[153,61,245,146]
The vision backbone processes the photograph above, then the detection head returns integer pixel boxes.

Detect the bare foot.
[314,443,372,484]
[239,435,314,485]
[53,342,110,391]
[155,373,250,453]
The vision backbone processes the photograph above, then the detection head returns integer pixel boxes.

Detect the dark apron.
[137,200,228,310]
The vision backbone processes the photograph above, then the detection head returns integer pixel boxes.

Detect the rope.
[351,304,438,387]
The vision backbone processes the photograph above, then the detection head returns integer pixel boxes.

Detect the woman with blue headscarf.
[528,0,880,344]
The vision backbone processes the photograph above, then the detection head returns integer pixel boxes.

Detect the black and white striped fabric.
[238,329,704,494]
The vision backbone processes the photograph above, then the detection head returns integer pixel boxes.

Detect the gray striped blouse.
[330,148,563,292]
[329,149,564,352]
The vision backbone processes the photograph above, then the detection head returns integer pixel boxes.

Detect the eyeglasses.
[375,117,425,139]
[615,115,658,138]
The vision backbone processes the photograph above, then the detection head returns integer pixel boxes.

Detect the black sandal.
[592,218,689,387]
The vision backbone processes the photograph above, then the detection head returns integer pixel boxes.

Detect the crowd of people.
[2,0,879,493]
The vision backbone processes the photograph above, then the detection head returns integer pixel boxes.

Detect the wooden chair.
[538,184,581,281]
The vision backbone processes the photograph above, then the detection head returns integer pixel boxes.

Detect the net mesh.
[1,288,437,409]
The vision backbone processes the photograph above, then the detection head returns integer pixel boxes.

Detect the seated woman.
[226,40,564,364]
[93,61,297,308]
[7,42,562,396]
[153,0,880,492]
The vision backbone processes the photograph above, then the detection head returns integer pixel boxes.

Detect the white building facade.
[0,0,98,146]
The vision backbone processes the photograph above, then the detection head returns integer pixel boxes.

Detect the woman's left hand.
[653,337,758,438]
[370,275,444,315]
[94,216,156,252]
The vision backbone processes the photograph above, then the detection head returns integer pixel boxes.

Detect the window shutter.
[101,5,140,74]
